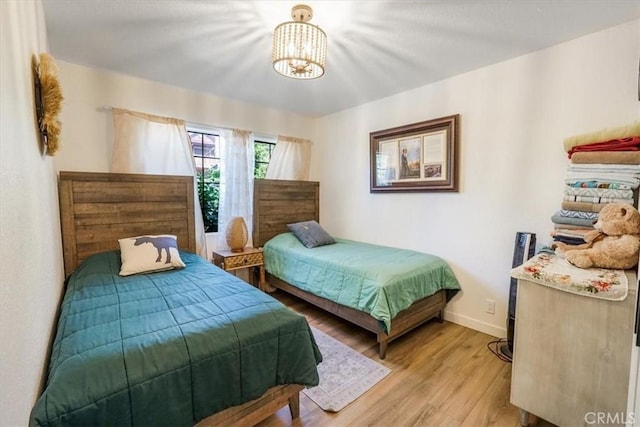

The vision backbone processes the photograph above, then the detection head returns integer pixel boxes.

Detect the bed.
[253,179,461,359]
[31,172,321,427]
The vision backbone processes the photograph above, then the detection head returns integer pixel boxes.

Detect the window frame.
[187,127,276,233]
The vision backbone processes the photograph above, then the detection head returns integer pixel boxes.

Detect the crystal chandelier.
[272,4,327,79]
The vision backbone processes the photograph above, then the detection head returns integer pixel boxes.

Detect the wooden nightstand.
[211,247,265,291]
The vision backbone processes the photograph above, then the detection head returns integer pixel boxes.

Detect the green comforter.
[265,234,461,333]
[30,251,321,427]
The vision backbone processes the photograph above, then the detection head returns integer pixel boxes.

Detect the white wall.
[313,20,640,337]
[0,1,65,425]
[54,61,317,174]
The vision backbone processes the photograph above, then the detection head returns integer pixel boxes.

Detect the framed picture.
[370,114,459,192]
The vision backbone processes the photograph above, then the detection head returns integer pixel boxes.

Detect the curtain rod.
[98,105,276,141]
[100,105,231,131]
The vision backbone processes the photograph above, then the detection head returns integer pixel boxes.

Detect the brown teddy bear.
[553,203,640,270]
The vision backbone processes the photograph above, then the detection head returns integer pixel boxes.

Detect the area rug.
[304,327,391,412]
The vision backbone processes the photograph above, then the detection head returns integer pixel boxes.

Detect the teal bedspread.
[264,234,461,333]
[30,251,321,427]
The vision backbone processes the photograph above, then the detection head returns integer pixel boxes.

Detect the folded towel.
[554,223,595,230]
[551,228,594,239]
[562,195,634,204]
[571,151,640,165]
[569,143,639,158]
[558,209,599,220]
[567,163,640,174]
[563,185,634,200]
[552,235,586,245]
[563,121,640,152]
[568,137,640,158]
[561,200,609,213]
[551,212,596,228]
[564,173,639,188]
[566,180,633,190]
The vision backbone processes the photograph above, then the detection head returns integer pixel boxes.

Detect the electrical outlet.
[485,299,495,314]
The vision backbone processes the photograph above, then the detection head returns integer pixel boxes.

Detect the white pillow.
[118,234,185,276]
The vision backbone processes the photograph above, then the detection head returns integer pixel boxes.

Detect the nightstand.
[211,247,265,291]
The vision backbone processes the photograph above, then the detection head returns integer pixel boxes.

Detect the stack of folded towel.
[563,121,640,159]
[551,122,640,246]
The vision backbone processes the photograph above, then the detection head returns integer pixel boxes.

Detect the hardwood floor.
[257,291,555,427]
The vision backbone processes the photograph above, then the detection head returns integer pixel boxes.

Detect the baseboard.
[443,310,506,338]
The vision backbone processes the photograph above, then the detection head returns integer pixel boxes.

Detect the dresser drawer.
[223,252,264,269]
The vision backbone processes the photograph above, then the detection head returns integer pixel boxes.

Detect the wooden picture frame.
[370,114,459,192]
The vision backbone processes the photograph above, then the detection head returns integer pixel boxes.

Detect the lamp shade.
[225,216,248,252]
[272,5,327,79]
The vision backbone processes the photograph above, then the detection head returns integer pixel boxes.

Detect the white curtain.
[218,129,254,249]
[111,108,207,258]
[265,135,312,180]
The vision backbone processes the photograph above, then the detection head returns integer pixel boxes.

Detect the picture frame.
[370,114,459,192]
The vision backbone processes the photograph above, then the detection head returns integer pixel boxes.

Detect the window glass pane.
[254,140,275,179]
[254,163,268,179]
[254,142,271,162]
[189,131,275,232]
[191,131,220,232]
[202,134,218,158]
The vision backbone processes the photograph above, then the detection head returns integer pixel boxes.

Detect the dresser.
[510,271,637,426]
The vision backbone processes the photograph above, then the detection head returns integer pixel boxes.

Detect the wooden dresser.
[510,271,637,426]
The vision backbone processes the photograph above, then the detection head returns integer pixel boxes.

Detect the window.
[189,131,221,232]
[254,140,275,178]
[188,130,275,232]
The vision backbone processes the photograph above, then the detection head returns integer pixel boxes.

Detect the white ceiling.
[42,0,640,117]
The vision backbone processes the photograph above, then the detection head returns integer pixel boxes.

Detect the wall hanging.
[370,114,460,192]
[33,53,63,156]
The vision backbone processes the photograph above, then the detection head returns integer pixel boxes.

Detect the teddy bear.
[553,203,640,270]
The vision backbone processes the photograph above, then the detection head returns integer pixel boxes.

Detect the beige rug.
[304,328,391,412]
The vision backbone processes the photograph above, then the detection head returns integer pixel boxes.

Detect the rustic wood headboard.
[59,171,196,277]
[252,179,319,248]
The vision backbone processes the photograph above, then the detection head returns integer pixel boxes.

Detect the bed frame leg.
[379,341,388,359]
[437,310,444,323]
[288,393,300,419]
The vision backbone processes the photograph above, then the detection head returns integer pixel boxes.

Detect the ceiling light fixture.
[272,4,327,80]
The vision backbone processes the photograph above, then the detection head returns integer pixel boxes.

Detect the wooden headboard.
[252,179,319,248]
[59,171,196,277]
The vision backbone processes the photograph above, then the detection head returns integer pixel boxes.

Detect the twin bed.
[253,179,460,359]
[31,172,320,427]
[32,172,460,426]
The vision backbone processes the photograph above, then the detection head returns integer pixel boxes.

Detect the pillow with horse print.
[118,234,186,276]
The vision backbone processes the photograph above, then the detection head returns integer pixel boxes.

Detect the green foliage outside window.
[197,166,220,232]
[193,135,274,232]
[254,141,272,179]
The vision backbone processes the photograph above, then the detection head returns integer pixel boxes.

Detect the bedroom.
[1,1,639,426]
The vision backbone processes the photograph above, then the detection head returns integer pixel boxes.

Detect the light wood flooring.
[257,291,554,427]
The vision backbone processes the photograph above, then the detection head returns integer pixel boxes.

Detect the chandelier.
[272,4,327,79]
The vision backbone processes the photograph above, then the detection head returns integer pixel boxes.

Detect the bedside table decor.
[225,216,248,252]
